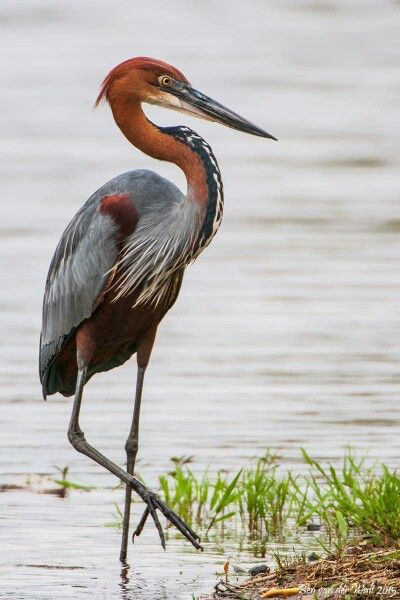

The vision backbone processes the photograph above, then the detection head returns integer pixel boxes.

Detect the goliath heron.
[39,57,276,561]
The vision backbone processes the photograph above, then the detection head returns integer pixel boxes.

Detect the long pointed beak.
[171,83,277,141]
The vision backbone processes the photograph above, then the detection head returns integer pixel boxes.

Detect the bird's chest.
[91,274,181,348]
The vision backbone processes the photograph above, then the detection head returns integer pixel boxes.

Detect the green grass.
[105,502,124,529]
[155,450,400,552]
[299,449,400,551]
[105,451,400,555]
[53,465,94,492]
[238,453,297,539]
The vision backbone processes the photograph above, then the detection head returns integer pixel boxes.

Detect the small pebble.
[306,522,321,531]
[249,564,270,577]
[307,552,319,562]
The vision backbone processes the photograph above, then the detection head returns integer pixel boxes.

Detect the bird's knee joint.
[68,428,85,450]
[125,438,138,455]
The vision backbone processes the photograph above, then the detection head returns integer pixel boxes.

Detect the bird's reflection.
[120,562,130,589]
[119,562,169,600]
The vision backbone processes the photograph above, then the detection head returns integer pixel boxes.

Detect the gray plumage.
[39,169,195,387]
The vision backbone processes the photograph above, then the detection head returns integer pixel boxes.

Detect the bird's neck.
[111,100,224,250]
[111,101,220,204]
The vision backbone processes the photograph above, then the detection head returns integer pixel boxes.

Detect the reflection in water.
[119,563,172,600]
[119,564,131,600]
[0,0,399,598]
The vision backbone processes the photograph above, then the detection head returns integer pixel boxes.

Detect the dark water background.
[0,0,399,598]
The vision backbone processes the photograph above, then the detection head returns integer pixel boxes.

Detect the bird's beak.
[168,83,277,141]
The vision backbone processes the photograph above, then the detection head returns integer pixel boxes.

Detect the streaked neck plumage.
[111,100,223,247]
[110,99,224,305]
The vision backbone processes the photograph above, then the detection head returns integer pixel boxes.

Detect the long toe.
[132,488,203,550]
[152,495,203,551]
[157,498,200,542]
[131,484,203,551]
[132,506,150,542]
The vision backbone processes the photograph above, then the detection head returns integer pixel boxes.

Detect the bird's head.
[95,57,276,140]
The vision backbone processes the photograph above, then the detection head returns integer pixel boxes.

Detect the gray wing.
[39,169,184,395]
[39,197,119,387]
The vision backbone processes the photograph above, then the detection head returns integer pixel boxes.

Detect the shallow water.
[0,0,399,598]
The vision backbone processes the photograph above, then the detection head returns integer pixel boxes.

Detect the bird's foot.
[132,489,203,551]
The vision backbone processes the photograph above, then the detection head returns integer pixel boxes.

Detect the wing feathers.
[39,198,121,384]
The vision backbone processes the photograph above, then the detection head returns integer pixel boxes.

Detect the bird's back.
[91,169,184,212]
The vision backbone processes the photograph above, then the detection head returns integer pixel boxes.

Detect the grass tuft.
[156,450,400,552]
[105,450,400,559]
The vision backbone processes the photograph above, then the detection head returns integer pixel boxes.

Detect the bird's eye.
[160,75,172,87]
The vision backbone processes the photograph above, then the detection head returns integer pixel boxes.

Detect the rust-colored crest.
[94,56,188,107]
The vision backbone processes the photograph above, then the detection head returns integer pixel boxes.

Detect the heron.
[39,57,276,562]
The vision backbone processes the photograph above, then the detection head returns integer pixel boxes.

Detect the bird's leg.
[120,326,156,561]
[68,365,202,552]
[119,365,145,562]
